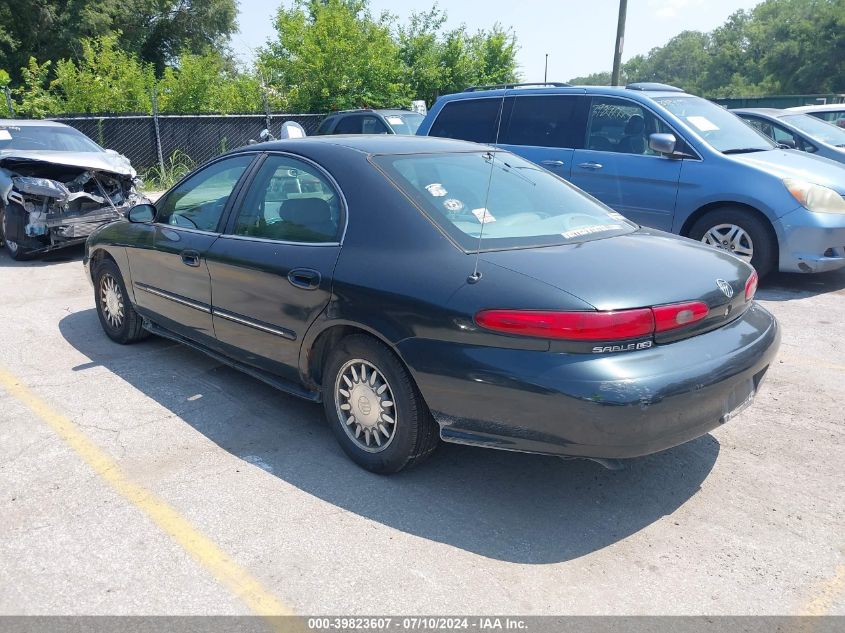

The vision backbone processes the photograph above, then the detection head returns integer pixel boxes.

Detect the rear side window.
[501,95,582,148]
[429,98,504,144]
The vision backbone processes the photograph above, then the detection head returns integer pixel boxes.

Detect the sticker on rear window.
[425,183,447,197]
[386,116,404,125]
[561,224,622,239]
[0,130,11,140]
[472,208,496,224]
[686,116,719,132]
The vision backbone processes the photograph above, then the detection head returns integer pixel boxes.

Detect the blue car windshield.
[373,151,637,251]
[0,124,103,152]
[655,96,776,153]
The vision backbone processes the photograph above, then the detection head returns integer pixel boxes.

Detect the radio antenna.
[467,91,507,284]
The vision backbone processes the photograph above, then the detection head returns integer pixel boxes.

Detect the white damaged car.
[0,119,144,260]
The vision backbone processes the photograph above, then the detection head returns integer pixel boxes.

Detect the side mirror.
[649,133,677,155]
[259,128,272,141]
[777,139,797,149]
[128,203,156,223]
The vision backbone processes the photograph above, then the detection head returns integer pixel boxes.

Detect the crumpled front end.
[0,157,143,254]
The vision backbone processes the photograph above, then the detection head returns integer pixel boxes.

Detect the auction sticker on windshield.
[561,224,623,239]
[687,116,720,132]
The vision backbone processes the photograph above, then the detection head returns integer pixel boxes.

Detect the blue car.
[417,82,845,276]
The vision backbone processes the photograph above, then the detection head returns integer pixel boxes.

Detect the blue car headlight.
[784,178,845,214]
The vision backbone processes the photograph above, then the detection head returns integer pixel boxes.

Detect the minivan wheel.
[94,259,149,344]
[1,206,31,261]
[689,207,776,277]
[322,334,439,474]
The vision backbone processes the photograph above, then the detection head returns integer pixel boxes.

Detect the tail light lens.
[652,301,709,333]
[745,271,758,301]
[475,309,654,341]
[477,300,711,342]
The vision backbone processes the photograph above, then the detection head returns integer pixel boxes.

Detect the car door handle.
[180,250,201,267]
[541,160,565,167]
[577,161,603,170]
[287,268,321,290]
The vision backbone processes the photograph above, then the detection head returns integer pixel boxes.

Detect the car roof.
[0,119,72,128]
[787,104,845,113]
[732,108,789,117]
[436,84,692,102]
[239,134,489,156]
[329,108,421,117]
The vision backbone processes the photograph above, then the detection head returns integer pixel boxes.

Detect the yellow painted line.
[801,564,845,616]
[0,367,294,618]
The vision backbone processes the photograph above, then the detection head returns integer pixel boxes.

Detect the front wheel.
[689,207,777,277]
[1,205,31,261]
[94,259,149,344]
[322,334,439,474]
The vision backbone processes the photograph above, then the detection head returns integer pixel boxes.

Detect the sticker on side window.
[471,208,496,224]
[0,130,11,141]
[561,224,622,239]
[686,116,719,132]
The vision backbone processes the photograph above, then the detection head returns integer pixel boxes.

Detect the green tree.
[0,0,238,83]
[51,34,154,113]
[258,0,413,112]
[13,58,61,118]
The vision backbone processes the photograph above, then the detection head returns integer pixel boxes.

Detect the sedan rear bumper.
[398,303,779,459]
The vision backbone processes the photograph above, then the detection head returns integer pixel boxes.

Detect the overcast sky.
[232,0,763,82]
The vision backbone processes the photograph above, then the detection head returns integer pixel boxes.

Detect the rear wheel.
[94,259,148,344]
[689,207,776,277]
[322,334,439,474]
[1,205,31,261]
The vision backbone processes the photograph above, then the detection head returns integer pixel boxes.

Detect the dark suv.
[315,109,425,136]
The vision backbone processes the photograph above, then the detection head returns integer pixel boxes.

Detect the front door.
[570,96,683,231]
[128,154,256,342]
[207,153,343,380]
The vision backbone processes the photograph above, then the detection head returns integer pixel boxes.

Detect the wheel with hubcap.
[689,207,776,277]
[323,334,439,473]
[1,205,31,261]
[94,259,148,344]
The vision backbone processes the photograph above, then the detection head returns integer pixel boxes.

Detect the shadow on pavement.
[758,267,845,301]
[0,243,84,268]
[60,308,719,565]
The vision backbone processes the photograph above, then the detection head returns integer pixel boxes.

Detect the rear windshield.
[372,151,637,251]
[0,125,103,152]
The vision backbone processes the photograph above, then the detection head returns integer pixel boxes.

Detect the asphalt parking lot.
[1,244,843,616]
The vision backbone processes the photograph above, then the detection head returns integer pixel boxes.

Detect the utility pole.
[611,0,628,86]
[544,54,549,83]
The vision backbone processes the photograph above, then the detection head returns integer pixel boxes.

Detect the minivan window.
[585,97,672,155]
[502,95,580,148]
[655,96,775,153]
[373,151,637,251]
[429,98,504,144]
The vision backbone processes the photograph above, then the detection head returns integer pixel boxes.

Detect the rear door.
[206,153,344,380]
[128,154,256,343]
[498,94,587,180]
[570,96,683,231]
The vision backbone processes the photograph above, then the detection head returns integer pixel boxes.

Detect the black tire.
[93,259,149,344]
[688,207,777,278]
[322,334,439,474]
[0,205,31,261]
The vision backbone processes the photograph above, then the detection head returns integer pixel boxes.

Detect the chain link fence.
[50,112,326,179]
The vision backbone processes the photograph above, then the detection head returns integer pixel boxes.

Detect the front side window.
[156,154,254,231]
[231,154,341,243]
[655,96,775,153]
[742,117,802,147]
[585,97,671,155]
[429,98,505,144]
[502,95,581,148]
[373,151,637,251]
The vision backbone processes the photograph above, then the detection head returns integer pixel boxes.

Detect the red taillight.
[475,308,654,341]
[476,301,711,341]
[652,301,709,333]
[745,271,758,301]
